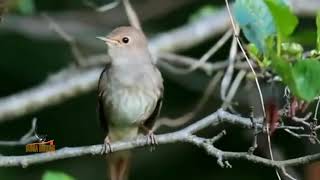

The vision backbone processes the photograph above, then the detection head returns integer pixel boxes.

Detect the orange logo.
[26,136,56,153]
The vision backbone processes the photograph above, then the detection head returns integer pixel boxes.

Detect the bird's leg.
[101,136,113,155]
[139,125,158,147]
[147,130,158,146]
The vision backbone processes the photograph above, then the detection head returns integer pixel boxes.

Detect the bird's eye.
[122,37,129,44]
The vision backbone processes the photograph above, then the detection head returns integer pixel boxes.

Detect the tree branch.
[0,118,38,146]
[0,109,319,168]
[0,7,231,123]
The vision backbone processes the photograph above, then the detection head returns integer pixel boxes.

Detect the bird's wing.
[143,67,164,130]
[143,96,163,130]
[97,64,110,135]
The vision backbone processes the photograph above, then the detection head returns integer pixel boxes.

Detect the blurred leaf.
[281,42,303,59]
[17,0,35,15]
[317,11,320,50]
[292,60,320,101]
[264,0,298,37]
[271,56,295,90]
[234,0,276,52]
[42,171,75,180]
[272,57,320,101]
[189,5,217,22]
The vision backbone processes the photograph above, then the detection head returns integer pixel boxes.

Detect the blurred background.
[0,0,319,180]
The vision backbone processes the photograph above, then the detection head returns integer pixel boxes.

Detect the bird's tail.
[108,150,131,180]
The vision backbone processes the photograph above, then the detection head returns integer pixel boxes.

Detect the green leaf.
[271,56,295,91]
[264,0,298,37]
[291,60,320,101]
[272,57,320,101]
[17,0,35,15]
[234,0,276,52]
[316,11,320,50]
[42,171,75,180]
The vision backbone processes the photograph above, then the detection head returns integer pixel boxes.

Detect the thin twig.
[313,96,320,124]
[42,14,85,67]
[154,71,224,129]
[284,129,314,139]
[292,112,313,126]
[220,26,239,100]
[221,70,246,109]
[123,0,142,31]
[96,0,120,12]
[164,29,233,75]
[158,52,251,75]
[280,167,297,180]
[0,118,38,146]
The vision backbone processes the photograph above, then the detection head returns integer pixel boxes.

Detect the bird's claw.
[146,131,158,151]
[101,136,113,155]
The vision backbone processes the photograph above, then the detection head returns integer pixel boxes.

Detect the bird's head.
[97,26,149,62]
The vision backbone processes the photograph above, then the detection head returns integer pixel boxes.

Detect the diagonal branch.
[0,8,230,123]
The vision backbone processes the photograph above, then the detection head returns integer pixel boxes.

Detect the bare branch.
[0,118,38,146]
[220,27,239,101]
[154,71,223,129]
[158,52,251,75]
[313,96,320,124]
[175,29,233,74]
[42,14,85,67]
[96,0,120,12]
[292,112,313,126]
[122,0,142,31]
[221,70,246,109]
[0,67,102,122]
[0,109,319,168]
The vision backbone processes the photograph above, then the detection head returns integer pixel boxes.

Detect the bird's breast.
[105,87,157,127]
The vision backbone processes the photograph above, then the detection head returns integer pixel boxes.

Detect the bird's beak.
[96,36,118,45]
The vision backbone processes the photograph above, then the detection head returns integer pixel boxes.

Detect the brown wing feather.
[143,66,164,130]
[143,97,162,130]
[97,65,110,135]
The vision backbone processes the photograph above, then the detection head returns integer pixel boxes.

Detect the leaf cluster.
[234,0,320,101]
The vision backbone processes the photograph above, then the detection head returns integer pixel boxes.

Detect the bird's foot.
[101,136,113,155]
[146,131,158,151]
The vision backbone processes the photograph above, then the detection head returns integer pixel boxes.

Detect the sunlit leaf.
[42,171,75,180]
[264,0,298,37]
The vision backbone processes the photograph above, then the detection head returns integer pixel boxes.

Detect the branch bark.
[0,109,319,168]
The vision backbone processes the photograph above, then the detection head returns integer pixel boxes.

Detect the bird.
[96,26,163,180]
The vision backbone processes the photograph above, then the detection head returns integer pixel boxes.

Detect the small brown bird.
[97,26,163,180]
